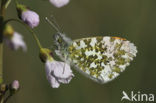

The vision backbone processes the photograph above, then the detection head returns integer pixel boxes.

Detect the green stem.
[0,0,6,103]
[0,43,3,83]
[1,0,6,16]
[4,0,11,9]
[4,19,42,49]
[0,23,3,84]
[0,0,7,84]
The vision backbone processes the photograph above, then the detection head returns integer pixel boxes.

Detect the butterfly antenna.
[45,17,61,33]
[50,15,63,32]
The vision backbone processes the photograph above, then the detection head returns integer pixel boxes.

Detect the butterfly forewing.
[67,36,137,83]
[54,33,137,84]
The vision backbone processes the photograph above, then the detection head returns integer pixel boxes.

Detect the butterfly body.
[54,33,137,83]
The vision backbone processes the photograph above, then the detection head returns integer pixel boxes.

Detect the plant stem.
[4,0,11,9]
[0,0,6,84]
[0,43,3,84]
[0,0,7,103]
[0,20,3,83]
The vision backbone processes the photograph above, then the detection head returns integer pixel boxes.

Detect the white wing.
[54,35,137,83]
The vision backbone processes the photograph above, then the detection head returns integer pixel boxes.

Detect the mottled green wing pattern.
[54,33,137,84]
[67,36,137,83]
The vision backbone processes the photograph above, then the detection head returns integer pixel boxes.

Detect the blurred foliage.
[3,0,156,103]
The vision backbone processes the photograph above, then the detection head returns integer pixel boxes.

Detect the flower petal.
[52,61,73,78]
[45,60,74,88]
[45,60,60,88]
[11,80,20,90]
[49,0,70,8]
[47,75,60,88]
[45,60,54,75]
[5,32,27,51]
[58,75,73,84]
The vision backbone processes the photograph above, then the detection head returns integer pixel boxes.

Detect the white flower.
[49,0,70,8]
[45,60,74,88]
[21,10,40,28]
[4,32,27,51]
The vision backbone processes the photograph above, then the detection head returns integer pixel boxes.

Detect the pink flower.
[49,0,70,8]
[45,60,74,88]
[21,10,40,28]
[4,32,27,51]
[11,80,20,90]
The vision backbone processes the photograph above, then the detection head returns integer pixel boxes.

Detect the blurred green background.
[3,0,156,103]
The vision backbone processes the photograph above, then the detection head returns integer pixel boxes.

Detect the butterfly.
[46,17,138,84]
[54,33,137,84]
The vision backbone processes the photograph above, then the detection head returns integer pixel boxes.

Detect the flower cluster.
[0,80,20,103]
[2,0,72,90]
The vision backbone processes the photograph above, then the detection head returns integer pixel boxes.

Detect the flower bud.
[11,80,20,91]
[9,80,20,95]
[16,4,40,28]
[49,0,70,8]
